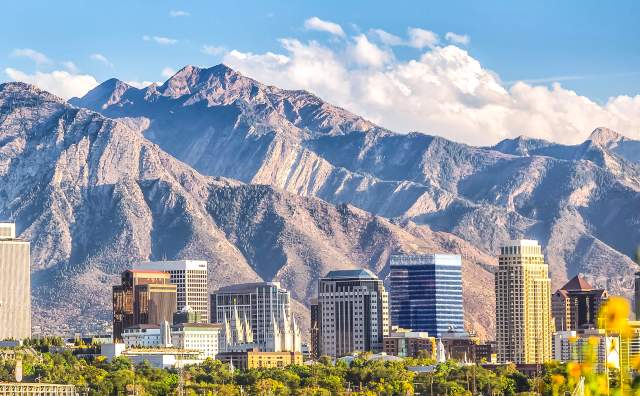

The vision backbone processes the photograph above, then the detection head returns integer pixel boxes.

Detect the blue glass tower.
[389,254,464,337]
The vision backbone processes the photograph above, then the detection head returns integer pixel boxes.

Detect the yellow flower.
[587,336,600,347]
[597,376,608,394]
[568,335,578,344]
[552,374,565,385]
[632,355,640,371]
[567,362,582,378]
[598,296,631,333]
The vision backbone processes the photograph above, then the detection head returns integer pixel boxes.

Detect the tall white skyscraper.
[317,269,389,357]
[135,260,209,323]
[0,223,31,340]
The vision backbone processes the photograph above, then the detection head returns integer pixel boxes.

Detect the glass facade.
[389,254,464,337]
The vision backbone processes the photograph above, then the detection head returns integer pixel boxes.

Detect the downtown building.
[112,270,177,341]
[495,239,552,364]
[389,254,464,337]
[211,282,301,353]
[135,260,209,323]
[0,223,31,340]
[552,275,608,331]
[316,269,389,357]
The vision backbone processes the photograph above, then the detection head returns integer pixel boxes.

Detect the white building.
[122,324,161,348]
[317,269,389,357]
[135,260,209,323]
[0,222,31,340]
[171,323,222,358]
[553,330,619,372]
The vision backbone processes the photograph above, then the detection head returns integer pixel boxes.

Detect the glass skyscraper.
[389,254,464,337]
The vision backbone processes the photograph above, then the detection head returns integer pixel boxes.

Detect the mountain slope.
[2,82,497,338]
[71,64,640,299]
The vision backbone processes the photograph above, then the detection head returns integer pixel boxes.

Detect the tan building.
[113,270,177,341]
[0,383,76,395]
[0,222,31,340]
[552,275,607,331]
[217,349,303,369]
[495,239,552,364]
[383,327,435,358]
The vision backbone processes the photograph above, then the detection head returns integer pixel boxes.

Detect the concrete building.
[211,282,301,352]
[122,324,161,348]
[389,254,464,337]
[620,320,640,385]
[383,327,435,358]
[635,272,640,319]
[112,270,177,341]
[135,260,209,323]
[553,329,619,373]
[495,239,552,364]
[317,269,389,357]
[0,222,31,340]
[552,275,608,331]
[217,349,303,369]
[171,323,222,358]
[0,383,76,395]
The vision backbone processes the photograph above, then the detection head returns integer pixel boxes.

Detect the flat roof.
[323,269,378,279]
[215,281,284,294]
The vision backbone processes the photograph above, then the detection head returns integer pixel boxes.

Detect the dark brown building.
[113,270,177,341]
[552,275,608,331]
[383,328,435,358]
[309,299,320,359]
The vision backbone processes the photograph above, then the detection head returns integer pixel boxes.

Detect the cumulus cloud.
[201,45,225,56]
[407,28,439,49]
[143,35,178,45]
[445,32,470,46]
[370,29,404,46]
[161,67,176,78]
[126,80,158,89]
[223,29,640,145]
[5,68,98,99]
[169,10,190,17]
[304,17,345,37]
[90,53,113,67]
[61,61,78,74]
[10,48,51,64]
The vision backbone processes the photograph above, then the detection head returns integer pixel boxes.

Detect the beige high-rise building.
[495,239,552,364]
[0,223,31,340]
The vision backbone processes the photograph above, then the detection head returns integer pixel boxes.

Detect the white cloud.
[370,29,403,46]
[201,45,225,56]
[143,35,178,45]
[169,10,190,17]
[348,35,392,68]
[407,28,439,49]
[445,32,470,46]
[5,68,98,99]
[126,80,158,89]
[10,48,51,64]
[161,67,176,78]
[90,53,113,68]
[304,17,345,37]
[61,61,78,74]
[223,32,640,145]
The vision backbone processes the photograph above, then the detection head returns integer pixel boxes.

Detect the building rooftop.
[323,269,378,279]
[135,260,208,271]
[559,275,595,291]
[172,323,222,330]
[215,281,285,294]
[501,239,540,247]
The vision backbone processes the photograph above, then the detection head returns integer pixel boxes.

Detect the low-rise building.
[440,330,495,363]
[171,323,221,358]
[0,383,76,395]
[217,349,303,369]
[123,348,204,368]
[122,324,161,348]
[383,327,435,358]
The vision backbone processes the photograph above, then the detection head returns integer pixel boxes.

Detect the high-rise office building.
[211,282,301,352]
[112,270,177,341]
[0,223,31,340]
[635,272,640,319]
[495,239,552,364]
[552,275,608,331]
[309,298,320,359]
[389,254,464,337]
[135,260,209,323]
[317,269,389,357]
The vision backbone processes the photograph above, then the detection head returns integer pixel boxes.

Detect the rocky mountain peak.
[589,127,624,146]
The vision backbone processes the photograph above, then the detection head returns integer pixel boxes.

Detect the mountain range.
[0,63,638,339]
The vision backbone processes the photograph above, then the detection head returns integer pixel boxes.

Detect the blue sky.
[2,0,639,144]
